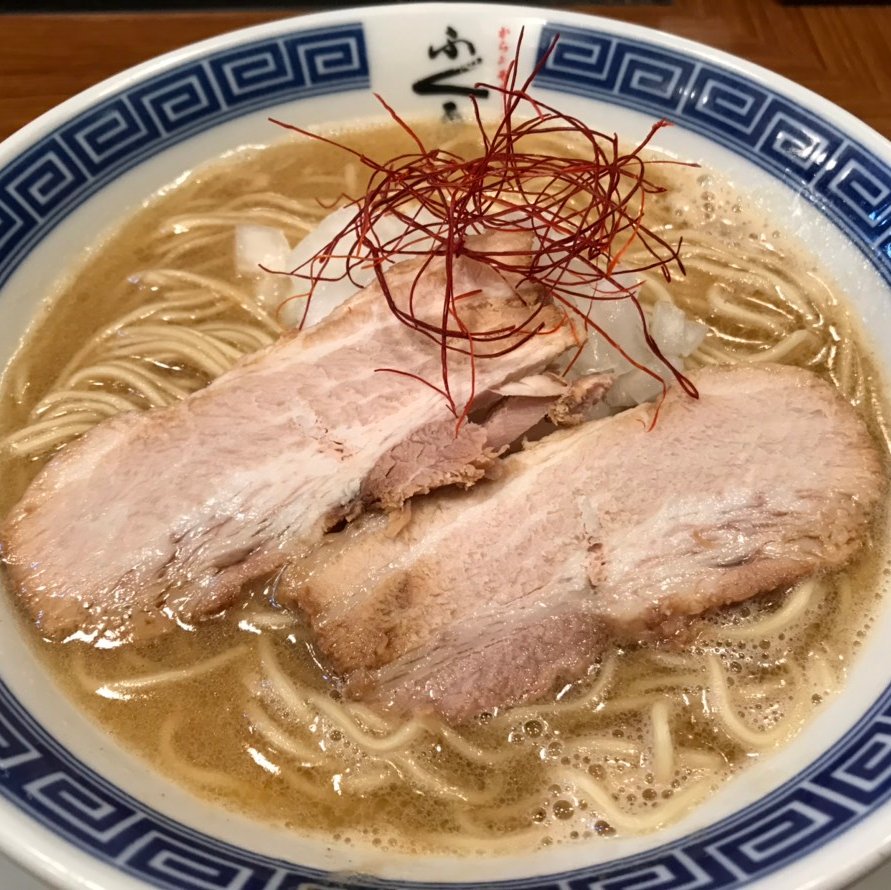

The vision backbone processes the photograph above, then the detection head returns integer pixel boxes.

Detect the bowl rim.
[3,2,889,157]
[1,4,890,890]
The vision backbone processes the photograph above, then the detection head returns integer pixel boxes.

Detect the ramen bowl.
[1,4,891,888]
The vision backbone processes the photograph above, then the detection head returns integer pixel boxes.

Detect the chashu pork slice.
[1,230,575,644]
[278,364,886,722]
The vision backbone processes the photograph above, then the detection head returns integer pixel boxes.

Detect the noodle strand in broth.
[0,119,886,854]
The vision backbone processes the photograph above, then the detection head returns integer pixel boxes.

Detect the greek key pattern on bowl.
[536,25,891,267]
[2,669,891,887]
[2,16,891,890]
[0,23,368,290]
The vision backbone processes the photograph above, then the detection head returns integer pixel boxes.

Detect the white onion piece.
[279,205,440,329]
[278,206,367,328]
[606,355,683,409]
[650,300,707,357]
[570,294,706,408]
[235,225,290,278]
[572,293,649,377]
[234,225,292,313]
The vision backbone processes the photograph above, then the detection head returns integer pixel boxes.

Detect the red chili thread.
[269,30,698,428]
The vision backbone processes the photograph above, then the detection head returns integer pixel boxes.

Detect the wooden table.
[1,0,890,142]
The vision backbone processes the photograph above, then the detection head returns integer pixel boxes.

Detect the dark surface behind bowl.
[1,0,890,143]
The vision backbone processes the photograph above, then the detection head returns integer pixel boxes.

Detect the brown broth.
[0,119,888,854]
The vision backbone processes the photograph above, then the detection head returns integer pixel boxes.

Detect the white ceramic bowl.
[1,5,891,889]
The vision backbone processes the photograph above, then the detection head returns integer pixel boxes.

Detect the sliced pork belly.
[360,373,614,510]
[360,418,500,512]
[278,364,885,721]
[1,231,575,644]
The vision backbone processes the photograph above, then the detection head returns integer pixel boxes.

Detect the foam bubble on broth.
[0,117,888,856]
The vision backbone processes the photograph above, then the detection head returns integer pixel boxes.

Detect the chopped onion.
[279,206,367,328]
[606,356,682,409]
[235,225,290,278]
[573,298,706,409]
[234,224,291,313]
[650,300,707,357]
[572,295,648,377]
[279,205,440,329]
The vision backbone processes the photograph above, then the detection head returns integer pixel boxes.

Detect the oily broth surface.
[0,118,888,854]
[0,121,426,514]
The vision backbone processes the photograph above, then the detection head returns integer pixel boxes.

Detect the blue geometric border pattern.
[536,25,891,284]
[2,15,891,890]
[4,671,891,890]
[0,22,368,291]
